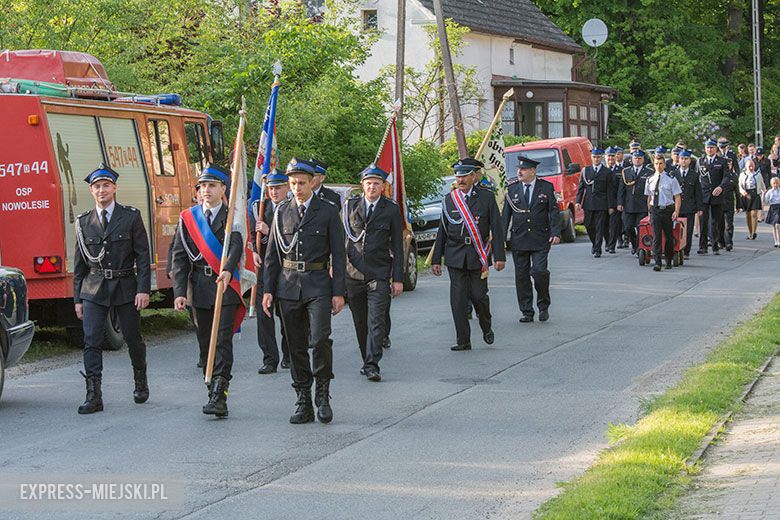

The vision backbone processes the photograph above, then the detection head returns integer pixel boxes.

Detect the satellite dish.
[582,18,608,47]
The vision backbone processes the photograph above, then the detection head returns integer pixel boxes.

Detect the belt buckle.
[103,269,113,279]
[204,265,213,277]
[296,261,306,272]
[464,237,472,245]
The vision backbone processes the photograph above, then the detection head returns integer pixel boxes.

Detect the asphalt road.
[2,216,779,520]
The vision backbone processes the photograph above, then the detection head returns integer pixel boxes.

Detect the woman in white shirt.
[739,159,767,240]
[763,176,780,247]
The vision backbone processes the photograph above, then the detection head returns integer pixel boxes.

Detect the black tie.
[366,203,374,221]
[204,208,212,225]
[464,192,469,204]
[298,204,305,220]
[101,209,109,231]
[524,184,532,206]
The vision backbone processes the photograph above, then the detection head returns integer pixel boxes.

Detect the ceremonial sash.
[180,207,245,332]
[450,190,490,272]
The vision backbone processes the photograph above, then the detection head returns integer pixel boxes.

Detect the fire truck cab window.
[184,122,208,179]
[148,120,175,177]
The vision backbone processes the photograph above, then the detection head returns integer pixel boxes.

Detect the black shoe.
[594,251,602,258]
[713,249,720,255]
[697,249,707,255]
[483,330,495,345]
[665,264,672,270]
[539,310,549,322]
[519,315,534,323]
[257,364,277,375]
[78,372,103,414]
[752,233,757,240]
[366,369,381,382]
[450,343,472,351]
[290,388,315,424]
[609,248,616,254]
[280,358,290,369]
[359,367,367,376]
[197,360,204,368]
[746,235,752,240]
[631,249,638,256]
[382,338,391,349]
[653,264,662,271]
[314,379,333,424]
[133,366,149,404]
[202,376,229,417]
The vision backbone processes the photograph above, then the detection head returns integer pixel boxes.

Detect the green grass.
[533,293,780,520]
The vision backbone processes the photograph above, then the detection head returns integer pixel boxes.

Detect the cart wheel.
[679,252,684,266]
[673,253,680,267]
[638,249,646,266]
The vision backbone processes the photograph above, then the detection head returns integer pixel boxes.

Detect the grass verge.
[533,293,780,520]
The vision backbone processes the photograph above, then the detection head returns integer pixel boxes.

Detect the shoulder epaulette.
[76,210,91,219]
[382,195,398,205]
[278,198,292,208]
[321,197,337,207]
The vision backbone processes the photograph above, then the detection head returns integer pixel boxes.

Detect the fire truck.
[0,50,226,348]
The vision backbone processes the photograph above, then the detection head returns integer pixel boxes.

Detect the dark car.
[1,265,35,400]
[411,176,455,253]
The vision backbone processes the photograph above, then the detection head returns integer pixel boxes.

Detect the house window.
[548,102,563,138]
[567,103,599,141]
[362,9,378,30]
[501,100,516,136]
[509,47,514,65]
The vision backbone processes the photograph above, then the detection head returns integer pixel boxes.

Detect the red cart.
[637,216,687,266]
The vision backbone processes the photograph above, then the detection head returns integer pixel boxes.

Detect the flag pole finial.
[273,61,283,76]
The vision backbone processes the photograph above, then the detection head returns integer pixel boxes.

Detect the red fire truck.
[0,50,225,347]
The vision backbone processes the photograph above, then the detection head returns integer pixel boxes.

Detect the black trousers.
[584,210,609,253]
[447,266,491,346]
[608,210,623,250]
[720,205,735,247]
[700,203,723,252]
[194,305,238,381]
[651,206,675,265]
[512,249,551,316]
[346,278,390,372]
[82,300,146,377]
[679,212,697,256]
[255,279,289,367]
[623,212,647,251]
[279,296,333,389]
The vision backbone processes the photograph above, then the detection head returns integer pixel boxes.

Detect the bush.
[402,140,449,212]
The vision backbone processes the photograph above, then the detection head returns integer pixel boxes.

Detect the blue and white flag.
[249,74,280,215]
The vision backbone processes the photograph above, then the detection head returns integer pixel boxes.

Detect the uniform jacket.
[431,186,506,270]
[576,165,615,211]
[248,198,275,258]
[343,195,404,282]
[263,195,346,300]
[670,166,704,215]
[608,164,623,203]
[502,178,561,252]
[170,205,244,308]
[316,186,342,207]
[73,203,151,306]
[618,165,654,214]
[698,155,732,205]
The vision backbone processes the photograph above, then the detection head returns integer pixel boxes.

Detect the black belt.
[89,268,134,279]
[653,205,674,211]
[450,236,474,245]
[282,259,328,272]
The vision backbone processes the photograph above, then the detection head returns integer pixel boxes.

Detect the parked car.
[411,175,455,253]
[0,265,35,401]
[505,137,592,242]
[325,184,418,291]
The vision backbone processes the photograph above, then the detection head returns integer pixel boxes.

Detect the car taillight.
[34,256,63,273]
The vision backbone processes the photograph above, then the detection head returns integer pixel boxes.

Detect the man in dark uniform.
[262,158,346,424]
[618,150,653,255]
[431,158,505,351]
[617,146,630,169]
[717,137,738,251]
[698,139,731,255]
[74,164,151,414]
[249,170,290,374]
[576,149,615,257]
[605,147,624,253]
[666,147,681,172]
[171,164,244,418]
[310,158,342,206]
[669,149,703,259]
[343,164,404,381]
[502,156,561,322]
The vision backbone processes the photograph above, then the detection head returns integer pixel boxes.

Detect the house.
[352,0,615,145]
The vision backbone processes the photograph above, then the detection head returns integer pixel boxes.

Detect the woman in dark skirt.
[739,159,767,240]
[764,176,780,247]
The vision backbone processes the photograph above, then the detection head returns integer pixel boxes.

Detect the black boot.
[289,387,315,424]
[133,366,149,404]
[314,379,333,424]
[78,372,104,414]
[202,376,229,417]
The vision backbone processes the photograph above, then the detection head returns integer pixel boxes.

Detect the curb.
[685,348,778,468]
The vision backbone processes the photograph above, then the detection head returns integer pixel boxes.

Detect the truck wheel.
[638,249,646,266]
[561,210,576,243]
[103,309,126,351]
[403,245,418,291]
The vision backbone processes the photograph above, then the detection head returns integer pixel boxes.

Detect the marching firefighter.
[618,150,653,255]
[669,149,703,259]
[576,149,615,257]
[73,164,152,414]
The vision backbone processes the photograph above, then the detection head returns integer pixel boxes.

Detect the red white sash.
[450,189,490,272]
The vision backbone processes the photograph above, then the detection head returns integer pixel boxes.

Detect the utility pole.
[752,0,763,145]
[395,0,406,122]
[432,0,467,158]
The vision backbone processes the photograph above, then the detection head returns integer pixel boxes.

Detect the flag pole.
[205,97,247,385]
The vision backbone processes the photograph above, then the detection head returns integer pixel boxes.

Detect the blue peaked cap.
[198,163,229,184]
[360,163,389,181]
[85,163,119,184]
[265,169,289,187]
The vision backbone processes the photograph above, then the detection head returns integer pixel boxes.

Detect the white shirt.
[765,187,780,205]
[202,202,222,224]
[364,196,380,217]
[521,179,537,203]
[645,172,682,207]
[96,201,116,222]
[295,194,314,213]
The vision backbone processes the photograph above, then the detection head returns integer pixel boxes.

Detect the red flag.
[375,113,410,230]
